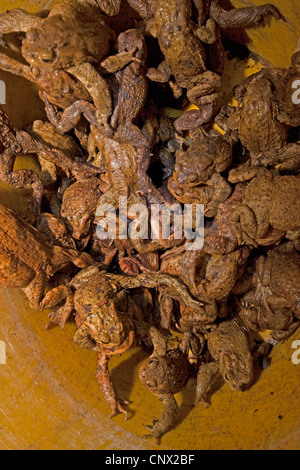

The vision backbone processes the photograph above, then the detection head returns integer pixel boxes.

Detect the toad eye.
[39,51,54,64]
[110,283,118,293]
[174,188,184,197]
[147,379,158,388]
[188,174,198,183]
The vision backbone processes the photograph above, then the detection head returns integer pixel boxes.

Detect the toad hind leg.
[195,361,220,408]
[44,95,100,134]
[174,103,215,132]
[96,353,130,420]
[210,1,285,29]
[277,143,300,174]
[0,53,35,83]
[0,9,43,33]
[271,322,300,342]
[143,392,179,445]
[67,63,113,133]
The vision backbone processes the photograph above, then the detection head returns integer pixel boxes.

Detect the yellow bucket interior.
[0,0,299,450]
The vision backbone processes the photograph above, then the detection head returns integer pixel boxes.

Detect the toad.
[36,212,77,250]
[102,28,149,148]
[235,243,300,341]
[60,178,103,247]
[231,50,300,130]
[90,130,182,254]
[202,183,244,255]
[168,131,233,217]
[0,0,128,132]
[139,327,192,443]
[0,202,93,311]
[0,106,98,222]
[43,265,207,418]
[195,318,254,407]
[227,78,300,171]
[146,0,222,131]
[130,0,284,131]
[160,245,250,327]
[227,168,300,248]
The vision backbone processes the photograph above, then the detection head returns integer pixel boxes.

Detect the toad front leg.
[96,353,130,419]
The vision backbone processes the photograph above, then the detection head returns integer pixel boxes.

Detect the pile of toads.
[0,0,299,443]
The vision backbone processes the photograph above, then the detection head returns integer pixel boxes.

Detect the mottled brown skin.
[168,133,233,217]
[31,119,85,186]
[161,245,251,306]
[202,183,244,255]
[228,78,300,170]
[92,0,122,17]
[45,265,206,419]
[237,244,300,341]
[228,169,300,248]
[31,120,84,159]
[0,202,93,311]
[36,213,77,250]
[0,107,98,222]
[127,0,157,20]
[139,328,191,443]
[195,319,254,407]
[232,51,300,130]
[130,0,284,130]
[146,0,222,131]
[102,28,149,148]
[60,178,102,244]
[91,131,181,255]
[0,1,118,132]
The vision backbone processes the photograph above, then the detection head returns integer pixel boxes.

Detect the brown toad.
[60,178,103,246]
[139,328,192,443]
[90,130,183,254]
[227,169,300,248]
[130,0,284,131]
[195,318,254,407]
[36,213,77,250]
[160,245,251,320]
[168,131,233,217]
[102,28,149,148]
[0,202,93,311]
[146,0,222,131]
[0,106,98,222]
[228,78,300,171]
[236,243,300,341]
[0,1,125,132]
[44,265,207,418]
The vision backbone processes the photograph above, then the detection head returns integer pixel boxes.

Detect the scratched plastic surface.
[0,0,299,450]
